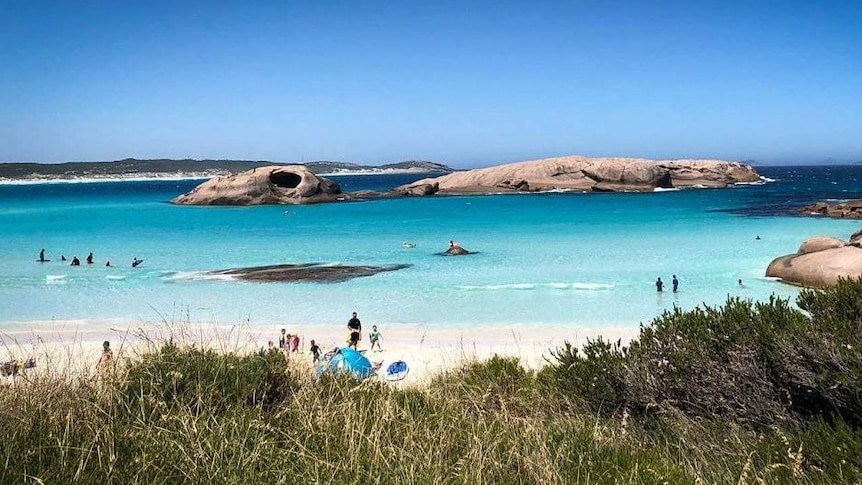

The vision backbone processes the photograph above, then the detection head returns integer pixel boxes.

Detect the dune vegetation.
[1,280,861,484]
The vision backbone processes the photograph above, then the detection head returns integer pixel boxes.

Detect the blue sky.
[1,1,860,167]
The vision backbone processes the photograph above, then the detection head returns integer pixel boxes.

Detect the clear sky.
[1,1,860,167]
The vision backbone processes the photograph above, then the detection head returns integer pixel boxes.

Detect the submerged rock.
[208,263,411,283]
[442,245,471,256]
[172,165,345,206]
[394,156,760,195]
[766,233,862,287]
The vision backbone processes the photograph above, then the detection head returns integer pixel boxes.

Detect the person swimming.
[70,256,80,266]
[132,257,142,268]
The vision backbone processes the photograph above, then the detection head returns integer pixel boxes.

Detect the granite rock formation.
[443,245,470,256]
[766,233,862,287]
[394,156,760,195]
[800,200,862,219]
[172,165,345,205]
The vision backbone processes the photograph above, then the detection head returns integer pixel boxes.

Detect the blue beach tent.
[317,348,374,380]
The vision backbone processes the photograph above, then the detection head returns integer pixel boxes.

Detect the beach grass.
[1,280,861,484]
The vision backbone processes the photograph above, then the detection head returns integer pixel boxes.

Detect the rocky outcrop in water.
[766,233,862,287]
[394,156,760,195]
[209,263,410,283]
[172,166,345,205]
[801,200,862,219]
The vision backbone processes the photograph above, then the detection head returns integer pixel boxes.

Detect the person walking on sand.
[672,275,679,293]
[656,277,664,292]
[369,324,383,352]
[278,329,287,351]
[310,339,321,362]
[347,312,361,349]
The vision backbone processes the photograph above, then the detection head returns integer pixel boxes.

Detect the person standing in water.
[656,277,664,292]
[86,252,94,264]
[672,275,679,293]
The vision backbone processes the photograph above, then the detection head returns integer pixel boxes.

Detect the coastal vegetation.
[0,158,453,181]
[1,280,861,484]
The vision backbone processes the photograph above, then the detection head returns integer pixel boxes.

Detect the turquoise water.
[1,167,860,330]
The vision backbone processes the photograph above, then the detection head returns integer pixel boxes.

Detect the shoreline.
[0,320,640,385]
[0,168,447,186]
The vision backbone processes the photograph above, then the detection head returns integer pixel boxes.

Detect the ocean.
[1,166,860,333]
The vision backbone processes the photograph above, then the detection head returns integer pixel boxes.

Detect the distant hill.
[0,158,454,181]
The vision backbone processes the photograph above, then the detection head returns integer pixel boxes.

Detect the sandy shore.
[0,320,640,385]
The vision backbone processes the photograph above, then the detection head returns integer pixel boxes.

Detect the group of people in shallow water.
[655,274,746,293]
[38,249,142,268]
[269,311,384,364]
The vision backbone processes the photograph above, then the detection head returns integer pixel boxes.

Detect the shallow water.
[1,167,859,331]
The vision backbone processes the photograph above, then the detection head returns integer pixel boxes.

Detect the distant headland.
[0,158,454,183]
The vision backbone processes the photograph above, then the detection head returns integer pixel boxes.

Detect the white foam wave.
[46,275,67,283]
[460,282,614,291]
[552,282,615,290]
[106,275,126,281]
[459,283,536,291]
[653,187,680,192]
[163,271,238,282]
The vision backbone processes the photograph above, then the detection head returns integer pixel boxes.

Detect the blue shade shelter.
[317,348,374,380]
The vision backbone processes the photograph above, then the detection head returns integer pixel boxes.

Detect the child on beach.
[369,325,382,352]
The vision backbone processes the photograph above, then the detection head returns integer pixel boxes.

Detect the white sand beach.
[0,320,640,385]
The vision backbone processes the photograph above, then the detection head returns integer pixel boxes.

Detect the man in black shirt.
[347,312,361,349]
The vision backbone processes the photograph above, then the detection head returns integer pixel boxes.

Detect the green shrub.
[122,343,298,413]
[544,278,862,427]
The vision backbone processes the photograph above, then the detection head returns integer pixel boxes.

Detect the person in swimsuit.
[70,256,80,266]
[86,252,94,264]
[656,277,664,292]
[672,275,679,293]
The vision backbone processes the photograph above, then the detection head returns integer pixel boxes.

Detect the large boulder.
[172,165,344,205]
[766,233,862,287]
[660,160,761,188]
[394,156,760,195]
